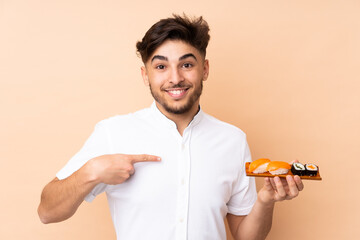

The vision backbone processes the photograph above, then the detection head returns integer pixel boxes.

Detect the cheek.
[148,76,166,89]
[151,71,174,84]
[184,71,203,83]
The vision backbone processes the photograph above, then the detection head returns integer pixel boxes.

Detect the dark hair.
[136,14,210,63]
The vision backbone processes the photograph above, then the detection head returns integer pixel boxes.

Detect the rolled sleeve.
[56,120,111,201]
[227,140,257,215]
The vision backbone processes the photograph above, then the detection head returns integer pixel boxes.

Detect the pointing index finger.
[130,154,161,164]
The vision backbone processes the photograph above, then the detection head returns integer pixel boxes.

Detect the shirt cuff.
[227,204,255,216]
[84,192,96,203]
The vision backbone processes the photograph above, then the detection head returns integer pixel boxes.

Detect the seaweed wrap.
[291,162,306,176]
[305,163,318,176]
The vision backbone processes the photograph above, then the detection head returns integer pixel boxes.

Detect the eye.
[182,63,193,68]
[156,64,165,70]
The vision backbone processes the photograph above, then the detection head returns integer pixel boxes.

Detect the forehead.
[149,40,202,62]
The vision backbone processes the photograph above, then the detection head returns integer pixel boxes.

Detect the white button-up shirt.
[57,102,257,240]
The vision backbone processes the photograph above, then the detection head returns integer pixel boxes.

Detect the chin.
[162,101,194,114]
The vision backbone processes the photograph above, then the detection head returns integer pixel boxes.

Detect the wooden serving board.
[245,162,322,180]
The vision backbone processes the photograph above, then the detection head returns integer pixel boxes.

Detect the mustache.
[161,83,191,89]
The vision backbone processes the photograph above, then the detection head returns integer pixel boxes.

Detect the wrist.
[256,197,275,209]
[80,158,101,185]
[257,189,276,207]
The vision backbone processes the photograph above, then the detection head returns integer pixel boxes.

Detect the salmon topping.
[266,161,291,171]
[249,158,271,172]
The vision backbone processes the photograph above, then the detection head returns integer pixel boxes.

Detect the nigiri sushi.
[266,161,291,175]
[249,158,271,173]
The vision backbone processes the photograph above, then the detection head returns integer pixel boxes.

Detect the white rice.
[253,162,270,173]
[269,168,289,175]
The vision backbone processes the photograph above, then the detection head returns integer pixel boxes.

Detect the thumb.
[290,159,299,164]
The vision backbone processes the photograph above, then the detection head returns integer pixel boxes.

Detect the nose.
[169,68,184,84]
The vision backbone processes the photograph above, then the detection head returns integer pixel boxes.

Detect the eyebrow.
[179,53,197,61]
[151,53,197,63]
[151,55,168,62]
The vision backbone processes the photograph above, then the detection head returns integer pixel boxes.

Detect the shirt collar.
[150,101,204,130]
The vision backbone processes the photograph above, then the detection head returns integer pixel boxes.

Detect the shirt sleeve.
[227,139,257,215]
[56,120,111,202]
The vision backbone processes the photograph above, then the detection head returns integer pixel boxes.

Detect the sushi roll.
[291,162,306,176]
[266,161,291,175]
[249,158,271,173]
[305,163,318,176]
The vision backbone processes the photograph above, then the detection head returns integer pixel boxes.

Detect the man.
[38,14,304,240]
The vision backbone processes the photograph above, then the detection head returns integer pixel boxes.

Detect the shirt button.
[179,218,184,223]
[181,178,185,185]
[181,143,185,150]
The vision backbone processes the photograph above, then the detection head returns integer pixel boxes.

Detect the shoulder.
[95,107,151,130]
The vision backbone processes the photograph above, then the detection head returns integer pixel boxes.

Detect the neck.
[155,102,200,136]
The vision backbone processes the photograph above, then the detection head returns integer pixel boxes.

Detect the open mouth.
[165,88,189,98]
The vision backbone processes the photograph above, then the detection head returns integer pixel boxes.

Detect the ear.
[141,66,149,86]
[202,59,209,81]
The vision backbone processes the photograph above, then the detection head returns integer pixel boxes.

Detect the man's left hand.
[257,160,304,204]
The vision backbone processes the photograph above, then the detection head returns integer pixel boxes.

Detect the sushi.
[246,159,321,179]
[291,162,306,176]
[266,161,291,175]
[305,164,318,176]
[249,158,271,173]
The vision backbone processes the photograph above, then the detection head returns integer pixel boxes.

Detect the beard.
[149,81,203,115]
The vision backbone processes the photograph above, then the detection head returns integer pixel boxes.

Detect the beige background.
[1,0,359,239]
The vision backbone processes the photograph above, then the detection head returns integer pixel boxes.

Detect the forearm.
[231,174,304,239]
[38,162,98,223]
[38,153,160,223]
[234,199,275,240]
